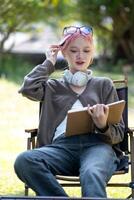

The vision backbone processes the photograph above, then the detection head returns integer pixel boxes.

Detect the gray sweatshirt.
[19,59,124,156]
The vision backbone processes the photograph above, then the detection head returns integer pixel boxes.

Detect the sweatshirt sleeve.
[95,78,125,145]
[18,59,55,101]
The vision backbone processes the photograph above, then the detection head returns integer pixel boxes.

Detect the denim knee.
[14,150,33,179]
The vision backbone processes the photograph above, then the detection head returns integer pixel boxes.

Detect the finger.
[51,48,60,55]
[87,104,90,113]
[49,46,60,52]
[95,104,105,114]
[46,48,58,57]
[87,104,93,116]
[91,104,98,114]
[104,105,109,114]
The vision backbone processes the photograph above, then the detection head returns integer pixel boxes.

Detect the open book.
[65,100,125,137]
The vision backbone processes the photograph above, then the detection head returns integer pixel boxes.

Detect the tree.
[0,0,73,53]
[0,0,37,52]
[76,0,134,65]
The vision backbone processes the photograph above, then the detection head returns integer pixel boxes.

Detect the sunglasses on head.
[63,26,93,36]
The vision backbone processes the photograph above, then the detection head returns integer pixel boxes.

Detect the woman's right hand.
[87,104,109,130]
[46,45,60,65]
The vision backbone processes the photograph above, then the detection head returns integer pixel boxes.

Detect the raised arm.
[19,45,60,101]
[18,60,55,101]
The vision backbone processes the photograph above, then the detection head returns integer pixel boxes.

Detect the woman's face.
[62,36,94,73]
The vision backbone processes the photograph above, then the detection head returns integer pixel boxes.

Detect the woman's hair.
[60,32,93,51]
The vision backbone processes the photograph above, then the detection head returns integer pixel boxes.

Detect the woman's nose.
[76,51,82,59]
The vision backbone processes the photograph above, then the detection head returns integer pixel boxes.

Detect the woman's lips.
[75,61,85,65]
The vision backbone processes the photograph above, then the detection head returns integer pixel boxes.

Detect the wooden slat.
[56,170,127,182]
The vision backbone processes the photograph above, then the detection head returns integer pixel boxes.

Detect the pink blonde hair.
[60,32,93,51]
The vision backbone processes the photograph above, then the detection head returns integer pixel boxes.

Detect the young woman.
[14,26,124,198]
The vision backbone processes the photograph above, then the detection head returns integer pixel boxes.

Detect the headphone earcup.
[64,70,73,83]
[72,71,88,87]
[63,70,92,87]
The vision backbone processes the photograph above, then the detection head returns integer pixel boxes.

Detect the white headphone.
[63,69,92,87]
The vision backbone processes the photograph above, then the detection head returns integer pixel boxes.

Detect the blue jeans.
[14,133,119,197]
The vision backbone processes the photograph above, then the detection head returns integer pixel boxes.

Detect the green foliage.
[0,0,42,50]
[0,55,33,84]
[75,0,134,64]
[0,0,42,25]
[0,0,73,51]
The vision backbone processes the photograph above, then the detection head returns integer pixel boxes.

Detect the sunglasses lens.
[64,27,77,35]
[80,26,93,35]
[63,26,93,36]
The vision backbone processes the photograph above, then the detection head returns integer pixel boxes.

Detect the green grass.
[0,67,134,198]
[0,79,38,196]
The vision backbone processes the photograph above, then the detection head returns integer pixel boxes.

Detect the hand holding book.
[87,104,109,130]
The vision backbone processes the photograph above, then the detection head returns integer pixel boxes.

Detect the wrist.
[95,124,109,133]
[46,58,56,66]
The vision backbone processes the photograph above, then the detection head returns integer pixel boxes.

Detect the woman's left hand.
[46,45,60,65]
[87,104,109,130]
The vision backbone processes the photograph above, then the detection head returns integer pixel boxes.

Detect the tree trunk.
[114,28,134,65]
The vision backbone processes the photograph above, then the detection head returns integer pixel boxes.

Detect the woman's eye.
[70,50,77,53]
[84,50,90,53]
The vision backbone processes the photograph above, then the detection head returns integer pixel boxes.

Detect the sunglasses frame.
[63,26,93,36]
